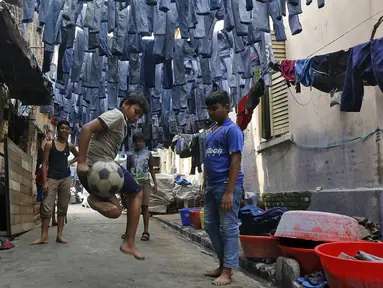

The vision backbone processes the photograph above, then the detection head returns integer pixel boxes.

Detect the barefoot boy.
[77,93,149,260]
[202,91,244,286]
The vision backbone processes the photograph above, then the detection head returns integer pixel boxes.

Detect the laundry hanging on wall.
[268,37,383,113]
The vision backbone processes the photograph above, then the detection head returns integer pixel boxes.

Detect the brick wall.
[7,138,34,235]
[260,192,312,210]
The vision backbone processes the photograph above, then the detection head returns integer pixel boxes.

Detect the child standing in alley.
[202,91,244,286]
[126,132,158,241]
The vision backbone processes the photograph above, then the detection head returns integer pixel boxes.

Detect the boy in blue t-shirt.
[202,90,244,286]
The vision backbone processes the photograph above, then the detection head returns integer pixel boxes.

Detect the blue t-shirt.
[204,119,244,185]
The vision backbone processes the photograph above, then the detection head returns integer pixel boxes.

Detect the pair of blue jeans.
[204,183,242,269]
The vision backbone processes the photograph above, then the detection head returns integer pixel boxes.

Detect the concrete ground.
[1,205,269,288]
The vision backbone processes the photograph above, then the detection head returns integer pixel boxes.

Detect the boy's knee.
[106,208,122,219]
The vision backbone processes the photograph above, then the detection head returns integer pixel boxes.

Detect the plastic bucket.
[200,208,205,230]
[279,244,323,275]
[240,235,282,259]
[315,241,383,288]
[179,208,201,226]
[190,210,201,229]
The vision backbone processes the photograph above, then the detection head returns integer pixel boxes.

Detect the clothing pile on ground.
[295,272,327,288]
[353,216,382,242]
[0,237,14,250]
[239,205,288,236]
[20,0,329,149]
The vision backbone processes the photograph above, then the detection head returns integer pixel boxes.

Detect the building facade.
[243,0,383,222]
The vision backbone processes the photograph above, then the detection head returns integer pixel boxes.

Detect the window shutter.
[269,34,289,136]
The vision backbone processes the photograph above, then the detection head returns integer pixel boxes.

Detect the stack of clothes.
[239,205,288,236]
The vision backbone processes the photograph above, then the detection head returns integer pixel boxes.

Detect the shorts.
[140,181,152,206]
[78,165,141,201]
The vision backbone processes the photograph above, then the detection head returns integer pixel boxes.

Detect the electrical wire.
[306,8,383,58]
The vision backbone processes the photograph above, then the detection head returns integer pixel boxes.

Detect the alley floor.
[0,205,269,288]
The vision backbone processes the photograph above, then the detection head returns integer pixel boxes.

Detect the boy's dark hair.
[205,91,230,107]
[119,92,149,114]
[132,132,145,142]
[57,120,70,130]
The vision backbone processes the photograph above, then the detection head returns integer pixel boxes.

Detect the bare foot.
[120,242,145,260]
[30,237,48,245]
[88,197,117,213]
[56,235,68,244]
[204,267,222,278]
[212,269,232,286]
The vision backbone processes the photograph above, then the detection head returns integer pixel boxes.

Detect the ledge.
[0,3,51,105]
[257,133,293,153]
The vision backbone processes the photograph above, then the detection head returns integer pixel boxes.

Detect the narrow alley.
[0,205,269,288]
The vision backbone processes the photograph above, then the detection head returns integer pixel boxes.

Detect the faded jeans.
[204,183,242,269]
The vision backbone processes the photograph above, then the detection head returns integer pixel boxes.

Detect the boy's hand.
[77,163,89,176]
[43,182,48,196]
[221,192,233,211]
[153,183,158,194]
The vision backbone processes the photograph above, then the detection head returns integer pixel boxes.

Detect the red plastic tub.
[278,244,323,275]
[190,210,201,229]
[315,242,383,288]
[240,235,282,259]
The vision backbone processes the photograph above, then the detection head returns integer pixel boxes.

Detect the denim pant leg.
[119,60,129,91]
[128,53,140,85]
[174,39,186,86]
[255,0,270,33]
[187,0,197,29]
[317,0,325,8]
[210,0,222,10]
[71,28,86,82]
[200,57,212,84]
[270,0,287,41]
[22,0,35,23]
[107,0,116,32]
[204,185,224,263]
[288,14,302,35]
[222,56,236,88]
[205,184,242,268]
[194,15,206,39]
[196,0,210,15]
[158,0,170,12]
[112,7,128,56]
[287,0,302,16]
[174,0,189,39]
[132,0,149,35]
[153,4,166,35]
[222,0,234,32]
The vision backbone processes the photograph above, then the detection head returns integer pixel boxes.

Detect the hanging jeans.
[153,4,167,35]
[107,0,116,32]
[84,0,103,31]
[71,28,86,82]
[204,183,242,269]
[43,0,64,45]
[22,0,35,23]
[174,39,186,86]
[270,0,287,41]
[254,0,270,33]
[128,53,140,85]
[174,0,189,39]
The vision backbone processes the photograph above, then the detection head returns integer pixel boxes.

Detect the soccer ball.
[87,161,124,198]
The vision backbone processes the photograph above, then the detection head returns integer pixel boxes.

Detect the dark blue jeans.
[204,183,242,269]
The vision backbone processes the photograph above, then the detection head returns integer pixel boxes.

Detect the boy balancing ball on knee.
[77,92,149,260]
